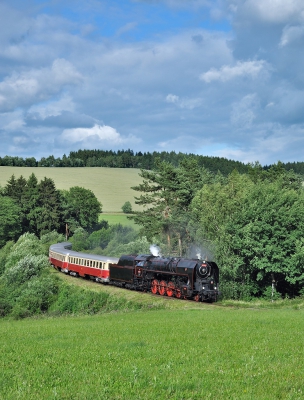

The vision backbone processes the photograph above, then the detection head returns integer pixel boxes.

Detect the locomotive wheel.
[151,279,159,294]
[194,294,200,302]
[158,280,167,296]
[166,281,175,297]
[175,288,182,299]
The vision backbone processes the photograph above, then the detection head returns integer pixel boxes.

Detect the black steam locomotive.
[111,254,219,302]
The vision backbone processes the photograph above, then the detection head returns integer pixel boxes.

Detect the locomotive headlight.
[214,286,217,290]
[210,280,214,285]
[202,286,205,290]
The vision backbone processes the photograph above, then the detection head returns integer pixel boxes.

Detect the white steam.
[150,245,161,257]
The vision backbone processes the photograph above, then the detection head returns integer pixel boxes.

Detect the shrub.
[5,233,45,271]
[4,254,49,285]
[121,201,133,214]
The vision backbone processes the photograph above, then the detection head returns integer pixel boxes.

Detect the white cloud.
[28,94,76,119]
[0,59,82,112]
[61,124,141,146]
[241,0,304,24]
[62,124,121,143]
[230,93,260,129]
[166,94,202,109]
[200,60,269,83]
[279,24,304,46]
[166,94,179,103]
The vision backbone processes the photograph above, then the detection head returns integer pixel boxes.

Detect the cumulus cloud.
[0,0,304,164]
[61,124,141,147]
[234,0,304,24]
[279,24,304,46]
[200,60,269,83]
[0,59,82,112]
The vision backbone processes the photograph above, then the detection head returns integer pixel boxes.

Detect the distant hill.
[0,167,143,213]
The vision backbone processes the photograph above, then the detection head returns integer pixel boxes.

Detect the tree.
[191,169,304,298]
[131,158,212,255]
[29,178,63,236]
[62,186,102,231]
[0,197,22,247]
[121,201,132,214]
[4,174,27,205]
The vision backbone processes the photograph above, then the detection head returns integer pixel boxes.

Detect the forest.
[1,155,304,320]
[2,149,304,176]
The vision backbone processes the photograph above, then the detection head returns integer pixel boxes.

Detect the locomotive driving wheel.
[151,279,159,294]
[158,280,167,296]
[194,294,200,302]
[175,288,182,298]
[166,281,175,297]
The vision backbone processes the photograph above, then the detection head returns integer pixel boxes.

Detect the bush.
[0,241,14,276]
[262,286,282,301]
[4,254,49,285]
[5,233,45,271]
[121,201,133,214]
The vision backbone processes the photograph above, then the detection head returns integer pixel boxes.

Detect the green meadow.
[0,167,143,212]
[100,213,139,229]
[0,307,303,400]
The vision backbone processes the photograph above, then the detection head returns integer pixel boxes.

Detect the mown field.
[0,167,143,212]
[100,213,139,229]
[0,306,303,400]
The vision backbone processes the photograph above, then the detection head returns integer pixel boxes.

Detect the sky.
[1,0,304,165]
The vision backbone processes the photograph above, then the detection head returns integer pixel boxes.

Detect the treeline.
[0,173,102,247]
[130,159,304,300]
[0,150,258,176]
[2,149,304,176]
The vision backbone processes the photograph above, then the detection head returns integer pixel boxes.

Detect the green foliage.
[191,167,304,298]
[3,254,49,285]
[70,227,89,251]
[0,241,14,275]
[0,196,22,247]
[11,275,59,319]
[262,286,282,301]
[121,200,133,213]
[131,158,214,255]
[87,227,112,250]
[62,186,102,230]
[4,233,45,271]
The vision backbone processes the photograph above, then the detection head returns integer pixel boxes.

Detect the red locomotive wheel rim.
[175,288,182,298]
[166,281,175,297]
[194,294,200,302]
[151,279,159,294]
[158,280,167,296]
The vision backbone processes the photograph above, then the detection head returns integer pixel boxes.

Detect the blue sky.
[1,0,304,165]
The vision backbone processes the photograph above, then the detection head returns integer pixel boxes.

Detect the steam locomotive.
[49,242,220,302]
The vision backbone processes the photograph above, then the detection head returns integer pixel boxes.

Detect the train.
[49,242,220,302]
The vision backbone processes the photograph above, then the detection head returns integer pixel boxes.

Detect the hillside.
[0,167,143,212]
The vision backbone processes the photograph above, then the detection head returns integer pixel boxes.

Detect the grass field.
[1,305,303,400]
[0,167,143,212]
[100,213,139,229]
